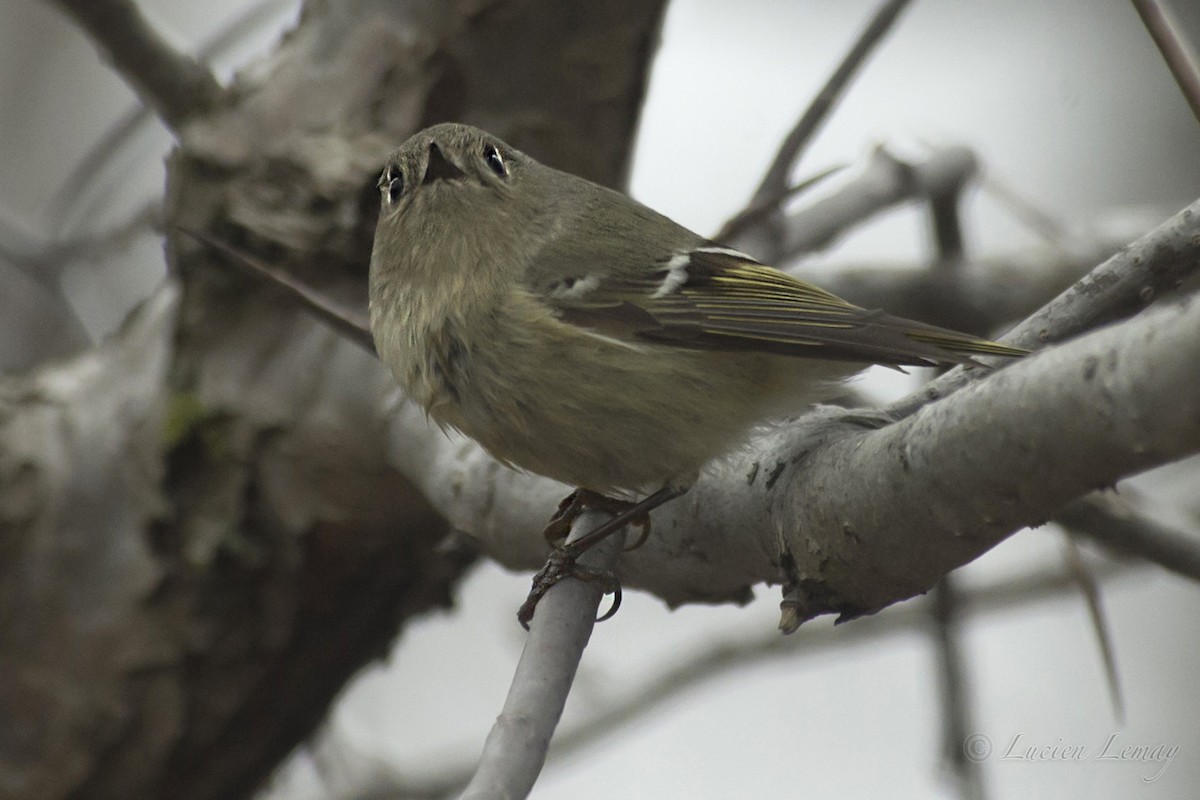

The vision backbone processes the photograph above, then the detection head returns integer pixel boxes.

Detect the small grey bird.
[369,123,1020,498]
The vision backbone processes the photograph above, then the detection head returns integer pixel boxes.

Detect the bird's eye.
[380,166,404,204]
[483,144,507,178]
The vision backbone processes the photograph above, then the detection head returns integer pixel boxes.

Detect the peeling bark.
[7,1,667,798]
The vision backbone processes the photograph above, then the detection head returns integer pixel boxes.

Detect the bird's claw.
[523,485,686,629]
[517,546,622,630]
[542,489,652,550]
[542,491,587,543]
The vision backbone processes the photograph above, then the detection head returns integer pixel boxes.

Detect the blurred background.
[3,0,1200,798]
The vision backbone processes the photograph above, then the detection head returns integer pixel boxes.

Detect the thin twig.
[332,560,1136,800]
[887,195,1200,418]
[1131,0,1200,126]
[710,163,847,247]
[730,144,978,260]
[459,511,625,800]
[177,229,376,354]
[1057,494,1200,584]
[930,578,987,800]
[718,0,914,249]
[46,0,224,134]
[0,201,161,287]
[1060,535,1126,721]
[979,172,1074,249]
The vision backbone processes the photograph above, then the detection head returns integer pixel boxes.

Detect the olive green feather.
[541,247,1025,368]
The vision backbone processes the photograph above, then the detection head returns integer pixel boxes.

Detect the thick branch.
[764,295,1200,627]
[386,293,1200,624]
[47,0,224,133]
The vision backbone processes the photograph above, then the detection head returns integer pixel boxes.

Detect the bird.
[368,123,1022,505]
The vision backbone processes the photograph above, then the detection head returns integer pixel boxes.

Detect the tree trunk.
[2,2,667,798]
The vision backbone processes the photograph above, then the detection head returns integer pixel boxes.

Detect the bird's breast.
[368,272,472,416]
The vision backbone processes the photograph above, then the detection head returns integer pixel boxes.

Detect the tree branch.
[889,196,1200,418]
[320,559,1135,800]
[773,295,1200,627]
[1131,0,1200,126]
[178,228,376,355]
[47,0,297,233]
[46,0,225,134]
[461,512,623,800]
[1058,494,1200,583]
[45,0,224,134]
[1060,535,1125,720]
[723,0,915,255]
[727,145,980,259]
[385,285,1200,628]
[930,578,987,800]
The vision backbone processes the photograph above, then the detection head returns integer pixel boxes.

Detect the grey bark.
[384,291,1200,621]
[6,1,667,798]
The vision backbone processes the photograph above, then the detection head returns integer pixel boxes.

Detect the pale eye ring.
[483,144,507,178]
[380,165,404,203]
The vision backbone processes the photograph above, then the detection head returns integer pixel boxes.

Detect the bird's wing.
[526,243,1024,368]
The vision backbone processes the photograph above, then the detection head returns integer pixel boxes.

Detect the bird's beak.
[422,142,467,184]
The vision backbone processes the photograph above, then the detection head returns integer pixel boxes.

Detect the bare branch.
[1058,494,1200,584]
[980,172,1076,248]
[324,559,1135,800]
[1131,0,1200,126]
[178,229,376,355]
[46,0,297,234]
[0,201,161,285]
[386,283,1200,630]
[888,196,1200,418]
[722,0,915,254]
[460,511,623,800]
[727,145,979,259]
[45,0,224,134]
[925,157,974,267]
[930,578,987,800]
[1061,536,1125,720]
[710,163,848,248]
[776,296,1200,628]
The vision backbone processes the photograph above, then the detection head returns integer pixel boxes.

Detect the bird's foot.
[517,545,622,630]
[542,489,652,550]
[520,485,688,629]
